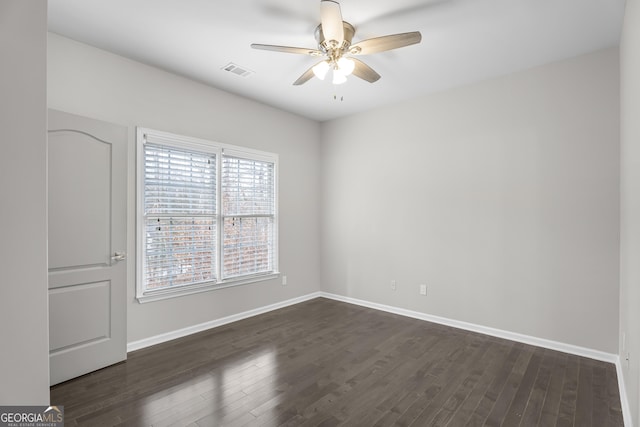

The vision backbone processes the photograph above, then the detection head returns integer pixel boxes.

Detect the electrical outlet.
[282,275,287,286]
[419,284,427,295]
[391,280,397,291]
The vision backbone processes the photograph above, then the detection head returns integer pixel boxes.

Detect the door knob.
[112,251,127,261]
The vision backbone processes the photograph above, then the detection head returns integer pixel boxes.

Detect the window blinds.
[144,143,217,290]
[222,156,275,278]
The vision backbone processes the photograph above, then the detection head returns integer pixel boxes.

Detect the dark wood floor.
[51,298,624,426]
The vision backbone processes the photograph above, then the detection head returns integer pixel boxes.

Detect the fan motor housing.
[315,21,355,53]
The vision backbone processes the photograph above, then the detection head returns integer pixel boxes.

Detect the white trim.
[615,356,635,427]
[222,147,276,164]
[318,292,618,364]
[141,127,277,160]
[135,127,145,303]
[127,292,321,352]
[136,272,280,304]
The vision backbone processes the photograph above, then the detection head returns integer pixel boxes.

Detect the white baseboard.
[615,357,635,427]
[126,292,322,352]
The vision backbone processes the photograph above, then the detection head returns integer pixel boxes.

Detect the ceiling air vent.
[222,62,254,78]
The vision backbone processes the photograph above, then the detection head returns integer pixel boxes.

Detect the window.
[137,128,278,302]
[222,156,276,278]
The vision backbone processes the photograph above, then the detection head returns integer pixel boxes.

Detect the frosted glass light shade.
[312,61,331,80]
[332,69,347,85]
[337,57,355,76]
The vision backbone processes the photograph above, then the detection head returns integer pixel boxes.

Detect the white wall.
[47,33,321,343]
[321,48,620,354]
[620,0,640,424]
[0,0,50,404]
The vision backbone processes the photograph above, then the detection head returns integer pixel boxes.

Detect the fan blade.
[251,44,323,56]
[349,32,422,55]
[320,0,344,46]
[293,64,320,85]
[351,58,381,83]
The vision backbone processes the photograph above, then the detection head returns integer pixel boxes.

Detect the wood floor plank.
[606,363,625,426]
[408,339,493,426]
[393,335,477,426]
[501,348,544,426]
[465,343,522,426]
[575,358,594,426]
[443,341,509,426]
[49,298,624,427]
[483,345,534,426]
[591,365,611,426]
[556,355,580,427]
[519,349,555,426]
[538,352,568,426]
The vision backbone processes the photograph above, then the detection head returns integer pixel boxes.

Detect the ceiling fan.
[251,0,422,85]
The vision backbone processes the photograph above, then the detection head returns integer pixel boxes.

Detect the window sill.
[136,272,280,304]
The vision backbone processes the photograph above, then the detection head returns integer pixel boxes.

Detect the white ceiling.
[47,0,625,122]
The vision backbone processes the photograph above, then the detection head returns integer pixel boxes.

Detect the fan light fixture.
[312,57,354,85]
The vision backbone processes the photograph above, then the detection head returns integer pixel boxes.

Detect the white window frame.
[136,127,279,303]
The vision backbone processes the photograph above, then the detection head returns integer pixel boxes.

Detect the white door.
[47,109,127,385]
